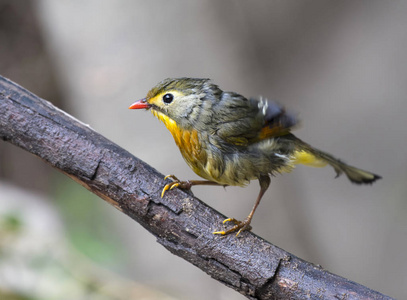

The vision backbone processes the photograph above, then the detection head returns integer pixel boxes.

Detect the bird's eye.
[163,93,174,104]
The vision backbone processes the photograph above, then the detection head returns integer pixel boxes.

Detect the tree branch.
[0,75,392,300]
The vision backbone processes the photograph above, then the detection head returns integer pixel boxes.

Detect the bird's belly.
[196,140,297,186]
[174,132,253,186]
[167,123,290,186]
[202,155,256,186]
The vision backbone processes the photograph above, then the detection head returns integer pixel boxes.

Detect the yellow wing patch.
[258,125,291,140]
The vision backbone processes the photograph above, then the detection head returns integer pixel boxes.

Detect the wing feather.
[214,93,298,146]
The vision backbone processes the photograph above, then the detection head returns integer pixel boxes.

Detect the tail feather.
[291,140,381,184]
[338,164,382,184]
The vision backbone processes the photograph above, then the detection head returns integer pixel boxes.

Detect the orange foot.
[161,175,193,198]
[213,218,252,237]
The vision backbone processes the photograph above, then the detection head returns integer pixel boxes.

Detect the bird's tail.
[291,139,381,184]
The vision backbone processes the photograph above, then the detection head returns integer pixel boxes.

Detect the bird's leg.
[161,175,225,198]
[213,175,271,236]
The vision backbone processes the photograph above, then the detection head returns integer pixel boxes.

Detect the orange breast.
[152,110,208,178]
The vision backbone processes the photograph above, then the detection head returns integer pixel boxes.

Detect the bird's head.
[129,78,221,129]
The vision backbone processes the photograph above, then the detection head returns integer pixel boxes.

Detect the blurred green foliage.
[52,174,126,269]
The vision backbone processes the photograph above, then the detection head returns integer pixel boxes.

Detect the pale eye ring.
[163,93,174,104]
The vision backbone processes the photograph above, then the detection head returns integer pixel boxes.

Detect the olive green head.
[146,78,212,99]
[142,78,222,128]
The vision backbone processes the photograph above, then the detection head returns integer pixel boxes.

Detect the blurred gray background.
[1,1,406,299]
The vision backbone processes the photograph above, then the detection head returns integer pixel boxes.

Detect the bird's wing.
[214,93,298,146]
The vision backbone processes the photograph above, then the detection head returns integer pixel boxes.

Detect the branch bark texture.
[0,75,392,300]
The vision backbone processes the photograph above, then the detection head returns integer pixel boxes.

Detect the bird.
[129,77,381,236]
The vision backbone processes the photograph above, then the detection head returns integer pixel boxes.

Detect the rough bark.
[0,75,393,299]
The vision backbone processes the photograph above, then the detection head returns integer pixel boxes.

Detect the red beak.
[129,98,151,109]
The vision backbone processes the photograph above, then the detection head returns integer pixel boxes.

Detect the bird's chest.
[172,128,213,180]
[153,110,255,185]
[173,128,254,186]
[154,110,209,178]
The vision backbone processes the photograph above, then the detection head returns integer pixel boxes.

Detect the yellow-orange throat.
[151,109,205,169]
